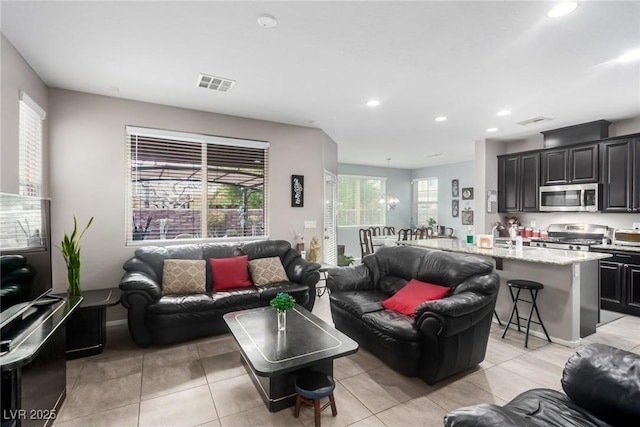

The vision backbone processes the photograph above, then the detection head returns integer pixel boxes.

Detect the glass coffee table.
[223,305,358,412]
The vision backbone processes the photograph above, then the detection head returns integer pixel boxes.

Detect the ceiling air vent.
[197,74,236,92]
[517,116,553,127]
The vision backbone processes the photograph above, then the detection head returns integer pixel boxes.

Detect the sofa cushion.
[161,259,206,295]
[329,291,387,317]
[211,287,261,308]
[148,293,216,314]
[361,310,420,341]
[248,256,289,286]
[210,255,253,291]
[382,279,450,316]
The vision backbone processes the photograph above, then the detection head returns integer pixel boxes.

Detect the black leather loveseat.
[444,343,640,426]
[119,239,320,347]
[327,246,499,385]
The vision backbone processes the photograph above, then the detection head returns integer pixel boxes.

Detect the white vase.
[277,310,286,332]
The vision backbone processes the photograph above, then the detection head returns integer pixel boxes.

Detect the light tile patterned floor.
[53,296,640,427]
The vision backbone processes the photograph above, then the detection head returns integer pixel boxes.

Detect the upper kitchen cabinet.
[540,143,599,186]
[601,136,640,213]
[498,152,540,212]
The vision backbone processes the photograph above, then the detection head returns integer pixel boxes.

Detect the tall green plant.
[59,216,94,296]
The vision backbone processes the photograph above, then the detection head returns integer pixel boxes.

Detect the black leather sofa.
[119,239,320,347]
[1,255,35,309]
[445,343,640,426]
[327,246,500,385]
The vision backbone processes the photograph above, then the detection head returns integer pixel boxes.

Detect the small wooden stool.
[294,371,337,427]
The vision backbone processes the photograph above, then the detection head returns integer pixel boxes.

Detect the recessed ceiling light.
[497,110,511,116]
[367,100,380,107]
[257,14,278,28]
[618,49,640,63]
[487,127,498,133]
[547,2,578,18]
[435,116,448,122]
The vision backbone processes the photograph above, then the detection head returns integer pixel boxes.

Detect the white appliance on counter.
[613,229,640,247]
[539,183,599,212]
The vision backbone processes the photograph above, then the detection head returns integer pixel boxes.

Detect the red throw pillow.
[382,279,450,316]
[210,255,253,291]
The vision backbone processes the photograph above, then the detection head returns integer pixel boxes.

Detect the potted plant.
[338,254,355,266]
[59,216,94,297]
[270,292,296,331]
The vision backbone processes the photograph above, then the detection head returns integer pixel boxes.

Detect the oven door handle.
[581,189,586,207]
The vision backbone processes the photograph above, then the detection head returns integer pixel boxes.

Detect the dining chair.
[369,226,381,236]
[359,228,374,261]
[383,226,395,235]
[397,228,410,241]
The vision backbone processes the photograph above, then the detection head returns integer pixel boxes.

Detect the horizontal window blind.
[126,127,268,243]
[19,91,46,197]
[414,177,438,226]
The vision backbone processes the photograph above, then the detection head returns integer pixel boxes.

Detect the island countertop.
[400,239,612,265]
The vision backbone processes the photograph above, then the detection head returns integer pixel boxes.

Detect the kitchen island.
[400,239,611,347]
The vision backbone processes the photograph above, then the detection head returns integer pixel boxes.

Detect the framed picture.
[452,199,459,217]
[462,187,474,200]
[452,179,459,198]
[291,175,304,207]
[461,209,474,225]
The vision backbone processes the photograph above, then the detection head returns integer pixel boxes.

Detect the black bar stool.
[502,279,551,347]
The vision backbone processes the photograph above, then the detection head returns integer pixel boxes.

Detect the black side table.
[56,288,121,359]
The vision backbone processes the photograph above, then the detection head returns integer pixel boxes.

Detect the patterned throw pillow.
[247,257,289,286]
[161,259,206,295]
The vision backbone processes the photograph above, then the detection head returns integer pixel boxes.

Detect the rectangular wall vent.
[517,116,553,127]
[197,74,236,92]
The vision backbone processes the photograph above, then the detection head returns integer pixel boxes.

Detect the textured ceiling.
[2,1,639,169]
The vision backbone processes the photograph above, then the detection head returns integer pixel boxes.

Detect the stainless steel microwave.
[539,183,599,212]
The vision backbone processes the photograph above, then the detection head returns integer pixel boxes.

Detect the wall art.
[291,175,304,207]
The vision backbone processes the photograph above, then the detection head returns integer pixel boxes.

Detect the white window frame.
[337,174,386,227]
[18,91,46,197]
[125,126,269,244]
[413,177,438,227]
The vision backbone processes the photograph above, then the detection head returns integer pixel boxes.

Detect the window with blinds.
[337,175,385,226]
[18,91,46,197]
[413,177,438,226]
[126,126,269,243]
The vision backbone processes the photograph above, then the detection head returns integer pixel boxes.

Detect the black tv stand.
[1,296,82,427]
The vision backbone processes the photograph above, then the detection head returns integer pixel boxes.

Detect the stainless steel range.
[530,223,609,252]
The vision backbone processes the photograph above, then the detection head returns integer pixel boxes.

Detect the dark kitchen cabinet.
[541,143,599,186]
[593,248,640,316]
[498,152,539,212]
[601,137,640,212]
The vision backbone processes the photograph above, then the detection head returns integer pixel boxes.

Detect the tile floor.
[54,296,640,427]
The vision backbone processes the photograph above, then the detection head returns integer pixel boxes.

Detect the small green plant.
[270,292,296,312]
[59,216,94,297]
[427,218,437,227]
[338,254,355,266]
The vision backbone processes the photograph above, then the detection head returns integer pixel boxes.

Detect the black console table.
[1,296,82,427]
[57,288,121,359]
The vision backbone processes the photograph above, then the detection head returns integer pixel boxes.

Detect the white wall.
[1,34,49,195]
[46,89,335,296]
[412,161,475,240]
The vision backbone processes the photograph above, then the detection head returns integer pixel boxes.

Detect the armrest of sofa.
[326,264,374,293]
[444,403,538,427]
[119,271,162,301]
[414,292,496,337]
[562,343,640,426]
[284,255,321,284]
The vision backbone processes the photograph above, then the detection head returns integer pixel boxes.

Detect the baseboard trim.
[491,319,581,348]
[106,319,127,327]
